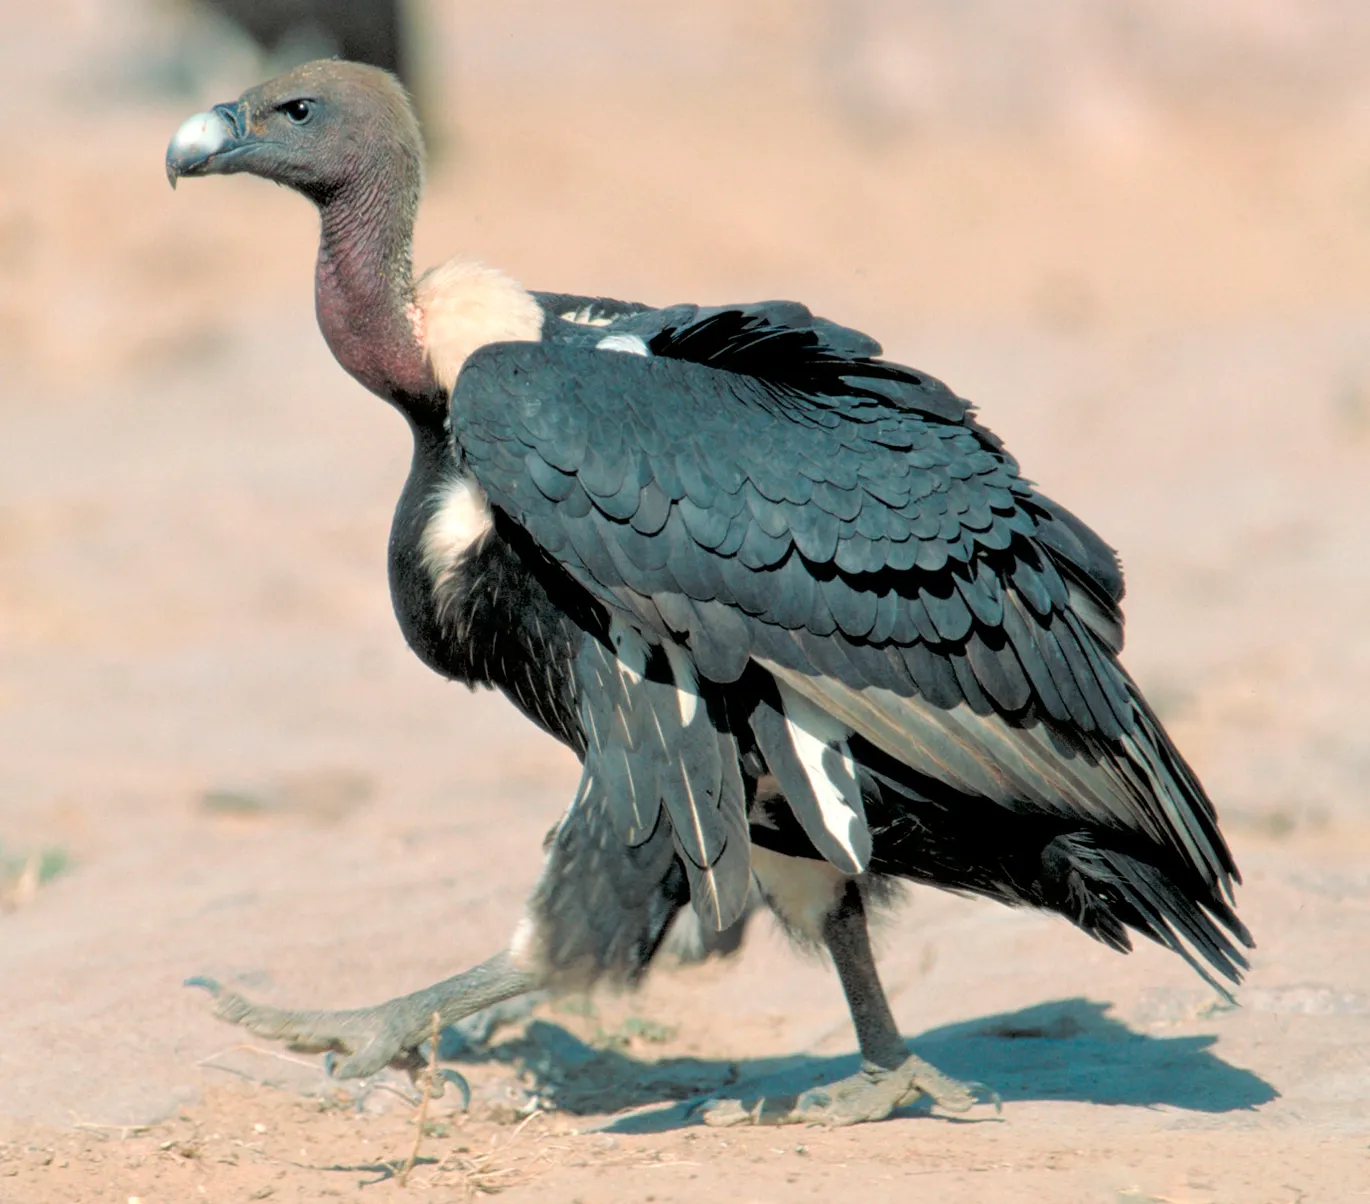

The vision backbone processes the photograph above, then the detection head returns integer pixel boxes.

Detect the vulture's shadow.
[447,996,1276,1133]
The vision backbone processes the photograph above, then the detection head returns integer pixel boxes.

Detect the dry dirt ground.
[3,3,1370,1201]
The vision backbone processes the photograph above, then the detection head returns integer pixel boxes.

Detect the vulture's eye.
[280,99,314,124]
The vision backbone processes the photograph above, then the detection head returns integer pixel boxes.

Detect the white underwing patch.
[414,257,545,394]
[420,475,493,588]
[596,333,650,356]
[777,681,868,871]
[662,642,699,726]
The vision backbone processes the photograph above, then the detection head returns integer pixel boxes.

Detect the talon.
[911,1065,984,1114]
[179,950,534,1093]
[962,1080,1002,1115]
[693,1055,996,1128]
[439,1069,472,1110]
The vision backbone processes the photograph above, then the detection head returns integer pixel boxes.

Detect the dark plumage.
[166,61,1251,1125]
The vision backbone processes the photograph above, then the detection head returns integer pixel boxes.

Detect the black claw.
[184,975,223,996]
[968,1081,1003,1114]
[439,1069,472,1111]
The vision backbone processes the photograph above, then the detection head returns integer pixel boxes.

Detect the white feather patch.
[777,681,867,870]
[596,333,650,356]
[508,913,548,974]
[662,642,699,726]
[420,475,493,586]
[414,257,545,394]
[560,307,616,326]
[751,845,848,944]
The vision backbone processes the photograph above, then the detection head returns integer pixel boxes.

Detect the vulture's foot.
[186,974,455,1089]
[185,949,536,1094]
[696,1054,996,1127]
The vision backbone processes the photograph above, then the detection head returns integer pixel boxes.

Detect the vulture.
[165,61,1251,1126]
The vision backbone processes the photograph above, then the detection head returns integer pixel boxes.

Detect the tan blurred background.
[1,1,1369,1199]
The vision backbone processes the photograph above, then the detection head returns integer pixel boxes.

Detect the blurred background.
[2,0,1369,1159]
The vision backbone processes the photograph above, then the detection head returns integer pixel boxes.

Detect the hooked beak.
[165,101,251,188]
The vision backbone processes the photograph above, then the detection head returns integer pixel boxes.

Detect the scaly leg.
[188,949,537,1093]
[187,776,695,1095]
[702,880,992,1126]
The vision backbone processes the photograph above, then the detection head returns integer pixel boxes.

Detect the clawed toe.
[693,1055,998,1128]
[320,1048,472,1109]
[940,1078,1001,1114]
[185,975,420,1079]
[901,1061,1001,1116]
[186,974,489,1107]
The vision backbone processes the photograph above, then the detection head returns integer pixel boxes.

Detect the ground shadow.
[446,996,1276,1132]
[315,1157,439,1188]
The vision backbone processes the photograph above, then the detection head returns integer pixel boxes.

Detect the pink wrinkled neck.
[313,180,436,406]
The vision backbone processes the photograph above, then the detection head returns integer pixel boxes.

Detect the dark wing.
[572,619,751,930]
[452,302,1238,943]
[593,299,1124,652]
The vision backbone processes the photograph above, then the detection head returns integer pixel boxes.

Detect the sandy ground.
[3,3,1370,1201]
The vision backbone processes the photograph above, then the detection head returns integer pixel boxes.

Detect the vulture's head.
[165,60,423,205]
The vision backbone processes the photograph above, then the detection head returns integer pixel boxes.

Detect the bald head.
[166,59,424,205]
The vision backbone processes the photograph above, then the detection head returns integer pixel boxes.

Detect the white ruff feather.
[414,257,544,394]
[420,475,493,587]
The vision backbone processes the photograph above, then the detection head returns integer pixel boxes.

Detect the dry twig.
[431,1108,550,1198]
[195,1043,330,1075]
[68,1113,151,1141]
[398,1010,442,1187]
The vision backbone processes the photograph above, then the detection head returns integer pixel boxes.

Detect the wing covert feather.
[453,330,1232,893]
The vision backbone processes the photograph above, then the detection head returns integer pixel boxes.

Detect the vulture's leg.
[187,949,538,1089]
[186,787,687,1090]
[701,857,991,1126]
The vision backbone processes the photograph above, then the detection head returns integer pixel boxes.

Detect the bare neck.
[314,165,439,418]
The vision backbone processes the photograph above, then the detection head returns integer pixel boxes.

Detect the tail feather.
[1042,833,1251,998]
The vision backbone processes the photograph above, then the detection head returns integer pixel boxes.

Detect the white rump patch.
[662,642,699,726]
[777,681,867,871]
[414,257,545,394]
[595,333,650,357]
[420,475,493,587]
